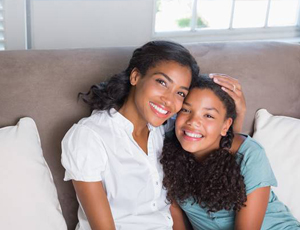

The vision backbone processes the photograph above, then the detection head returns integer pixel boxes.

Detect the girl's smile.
[175,88,232,160]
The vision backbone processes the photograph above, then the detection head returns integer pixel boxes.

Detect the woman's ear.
[221,118,233,136]
[129,67,141,86]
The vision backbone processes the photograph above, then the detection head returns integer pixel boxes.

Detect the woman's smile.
[149,101,170,117]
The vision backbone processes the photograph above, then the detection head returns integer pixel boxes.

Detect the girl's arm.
[170,201,187,230]
[209,73,246,133]
[72,180,116,230]
[235,186,270,230]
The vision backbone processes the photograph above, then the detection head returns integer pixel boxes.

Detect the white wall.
[4,0,27,50]
[30,0,154,49]
[4,0,300,50]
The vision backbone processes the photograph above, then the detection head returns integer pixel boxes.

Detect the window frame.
[152,0,300,43]
[0,0,5,50]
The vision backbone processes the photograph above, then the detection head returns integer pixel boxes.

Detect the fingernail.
[209,73,214,78]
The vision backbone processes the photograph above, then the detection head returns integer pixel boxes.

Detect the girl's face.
[175,88,232,160]
[130,61,192,127]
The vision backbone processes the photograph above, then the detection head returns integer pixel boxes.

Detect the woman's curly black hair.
[78,40,200,113]
[160,75,247,213]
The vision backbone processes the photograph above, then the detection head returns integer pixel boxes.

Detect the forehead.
[146,60,190,73]
[185,88,225,108]
[146,61,192,84]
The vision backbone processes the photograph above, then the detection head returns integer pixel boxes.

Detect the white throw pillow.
[0,118,67,230]
[252,109,300,221]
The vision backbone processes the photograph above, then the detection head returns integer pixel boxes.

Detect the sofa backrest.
[1,41,299,229]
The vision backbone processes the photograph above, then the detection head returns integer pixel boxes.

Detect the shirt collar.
[104,108,157,133]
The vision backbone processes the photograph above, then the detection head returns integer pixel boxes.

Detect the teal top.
[180,136,300,230]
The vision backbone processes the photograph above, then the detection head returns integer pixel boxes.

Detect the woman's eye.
[156,79,166,86]
[180,108,190,113]
[177,92,186,98]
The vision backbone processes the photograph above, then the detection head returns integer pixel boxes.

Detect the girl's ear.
[130,67,141,86]
[221,118,233,136]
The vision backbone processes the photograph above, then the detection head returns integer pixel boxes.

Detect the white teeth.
[150,102,168,115]
[185,131,203,138]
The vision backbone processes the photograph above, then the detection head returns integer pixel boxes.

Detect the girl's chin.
[181,145,197,154]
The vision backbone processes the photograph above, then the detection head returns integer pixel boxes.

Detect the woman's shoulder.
[63,110,110,142]
[78,110,108,125]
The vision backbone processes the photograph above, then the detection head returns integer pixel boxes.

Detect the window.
[0,0,5,50]
[154,0,300,42]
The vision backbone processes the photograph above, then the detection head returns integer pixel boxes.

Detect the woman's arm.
[209,73,246,133]
[73,180,116,230]
[235,186,270,230]
[170,201,187,230]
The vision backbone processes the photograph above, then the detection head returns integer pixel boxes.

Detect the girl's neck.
[230,134,246,154]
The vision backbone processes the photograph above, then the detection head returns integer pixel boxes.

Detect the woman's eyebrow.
[153,72,189,91]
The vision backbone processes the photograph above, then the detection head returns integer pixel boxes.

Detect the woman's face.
[175,88,232,160]
[130,61,192,127]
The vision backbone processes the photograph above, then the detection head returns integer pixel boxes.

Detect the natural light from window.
[0,0,4,50]
[155,0,300,32]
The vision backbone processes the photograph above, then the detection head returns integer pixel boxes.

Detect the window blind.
[0,0,5,51]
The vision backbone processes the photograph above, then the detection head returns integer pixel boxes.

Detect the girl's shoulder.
[234,135,270,168]
[236,135,265,155]
[236,135,278,194]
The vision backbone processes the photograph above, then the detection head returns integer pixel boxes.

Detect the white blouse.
[61,109,173,230]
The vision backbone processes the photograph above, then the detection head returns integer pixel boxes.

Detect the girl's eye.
[205,114,214,119]
[156,79,166,86]
[177,91,186,98]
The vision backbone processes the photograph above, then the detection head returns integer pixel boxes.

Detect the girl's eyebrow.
[183,102,220,113]
[153,72,189,91]
[204,107,220,114]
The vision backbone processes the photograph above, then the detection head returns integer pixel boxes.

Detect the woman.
[61,41,246,230]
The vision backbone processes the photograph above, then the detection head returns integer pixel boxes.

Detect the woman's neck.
[118,96,148,136]
[118,94,150,154]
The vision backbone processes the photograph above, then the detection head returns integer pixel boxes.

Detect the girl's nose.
[187,115,201,127]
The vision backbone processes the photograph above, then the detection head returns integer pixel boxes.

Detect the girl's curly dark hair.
[160,76,247,213]
[79,40,200,113]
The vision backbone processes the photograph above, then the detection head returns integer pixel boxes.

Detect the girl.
[61,41,245,230]
[161,76,300,230]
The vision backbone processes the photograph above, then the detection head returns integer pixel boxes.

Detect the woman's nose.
[161,93,173,106]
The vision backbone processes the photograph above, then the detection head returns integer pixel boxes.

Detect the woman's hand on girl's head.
[209,73,246,133]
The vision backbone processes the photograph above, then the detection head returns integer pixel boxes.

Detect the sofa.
[0,41,299,230]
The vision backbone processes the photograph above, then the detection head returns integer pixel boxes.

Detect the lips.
[149,102,170,118]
